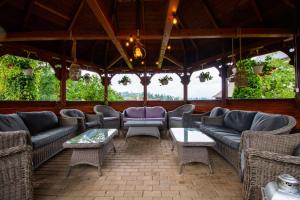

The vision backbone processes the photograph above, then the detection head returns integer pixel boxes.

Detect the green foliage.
[118,75,131,85]
[158,75,173,85]
[232,56,295,99]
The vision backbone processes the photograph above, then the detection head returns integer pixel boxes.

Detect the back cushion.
[224,110,257,132]
[145,106,165,118]
[0,114,29,132]
[209,107,229,117]
[125,107,145,118]
[64,110,85,118]
[250,112,288,131]
[17,111,58,135]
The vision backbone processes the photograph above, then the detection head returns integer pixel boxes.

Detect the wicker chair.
[0,131,33,200]
[242,133,300,200]
[60,109,102,132]
[93,105,121,129]
[168,104,195,128]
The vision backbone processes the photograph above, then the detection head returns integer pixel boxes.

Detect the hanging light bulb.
[155,61,159,65]
[167,45,171,50]
[172,13,178,25]
[133,46,143,59]
[129,58,133,62]
[141,61,144,65]
[126,42,130,47]
[129,35,134,43]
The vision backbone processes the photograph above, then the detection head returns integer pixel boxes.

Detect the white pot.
[253,65,263,74]
[22,68,33,76]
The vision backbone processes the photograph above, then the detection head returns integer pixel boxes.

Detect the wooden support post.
[181,70,190,103]
[220,62,228,103]
[140,75,151,106]
[60,61,67,108]
[295,1,300,102]
[103,73,109,104]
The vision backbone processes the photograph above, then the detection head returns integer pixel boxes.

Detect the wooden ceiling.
[0,0,297,74]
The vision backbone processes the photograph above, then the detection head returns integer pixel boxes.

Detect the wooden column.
[60,61,67,108]
[181,70,190,103]
[220,62,228,101]
[295,1,300,101]
[140,76,151,106]
[102,72,110,104]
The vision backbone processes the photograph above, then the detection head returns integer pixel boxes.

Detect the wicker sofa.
[0,131,33,200]
[185,107,297,173]
[0,111,78,169]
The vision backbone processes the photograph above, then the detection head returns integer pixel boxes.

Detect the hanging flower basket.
[198,72,213,82]
[82,74,91,83]
[69,63,81,81]
[235,67,248,88]
[253,63,264,74]
[158,75,173,86]
[19,59,34,77]
[22,68,34,76]
[118,75,131,86]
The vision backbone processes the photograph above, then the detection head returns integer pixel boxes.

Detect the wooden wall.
[0,99,299,129]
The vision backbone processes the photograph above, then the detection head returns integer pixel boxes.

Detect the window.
[67,70,104,101]
[147,73,183,101]
[109,74,143,101]
[230,51,295,99]
[0,54,59,101]
[188,67,221,100]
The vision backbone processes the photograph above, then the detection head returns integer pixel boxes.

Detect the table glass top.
[170,128,215,143]
[66,129,117,144]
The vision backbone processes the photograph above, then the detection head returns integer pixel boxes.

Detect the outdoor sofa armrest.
[182,111,210,128]
[59,117,79,127]
[0,130,31,149]
[243,148,300,200]
[167,109,179,118]
[85,113,101,122]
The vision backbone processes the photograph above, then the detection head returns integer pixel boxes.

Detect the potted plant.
[20,59,33,76]
[253,61,264,74]
[158,75,173,86]
[198,72,213,82]
[118,75,131,86]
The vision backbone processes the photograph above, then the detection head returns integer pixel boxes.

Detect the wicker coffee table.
[169,128,216,174]
[124,120,163,141]
[63,128,117,176]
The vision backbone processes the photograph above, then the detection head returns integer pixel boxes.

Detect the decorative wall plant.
[118,75,131,86]
[198,72,213,82]
[158,75,173,86]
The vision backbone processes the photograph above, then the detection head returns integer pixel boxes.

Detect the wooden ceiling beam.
[250,0,263,23]
[0,28,294,42]
[86,0,133,69]
[201,0,219,28]
[68,0,85,32]
[157,0,180,69]
[107,56,122,69]
[22,0,35,30]
[164,55,184,69]
[34,1,70,21]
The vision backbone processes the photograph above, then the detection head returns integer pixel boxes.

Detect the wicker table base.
[170,128,216,174]
[63,129,117,177]
[126,127,161,141]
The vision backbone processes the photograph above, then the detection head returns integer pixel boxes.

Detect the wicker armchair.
[168,104,195,128]
[94,105,121,129]
[0,131,33,200]
[242,133,300,200]
[60,109,102,132]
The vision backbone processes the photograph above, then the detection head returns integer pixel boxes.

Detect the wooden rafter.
[68,0,85,31]
[0,28,294,42]
[201,0,218,28]
[34,1,70,21]
[107,56,122,69]
[157,0,180,69]
[86,0,133,69]
[164,55,184,69]
[0,0,9,8]
[250,0,263,23]
[23,0,35,30]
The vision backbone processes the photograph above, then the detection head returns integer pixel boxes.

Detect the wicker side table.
[169,128,216,174]
[63,128,118,176]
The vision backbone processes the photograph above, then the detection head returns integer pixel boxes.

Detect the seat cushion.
[0,113,29,132]
[85,121,100,129]
[125,107,145,118]
[104,117,119,121]
[17,111,59,135]
[170,117,182,121]
[200,125,241,149]
[224,110,257,132]
[31,126,76,149]
[145,106,165,118]
[250,112,289,131]
[209,107,229,117]
[63,110,85,118]
[123,117,147,122]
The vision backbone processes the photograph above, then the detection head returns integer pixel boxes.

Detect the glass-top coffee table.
[169,128,216,174]
[63,128,118,176]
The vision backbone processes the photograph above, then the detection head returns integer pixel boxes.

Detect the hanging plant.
[82,74,91,83]
[158,75,173,86]
[118,75,131,86]
[198,72,213,82]
[69,63,81,81]
[18,59,33,76]
[235,61,248,88]
[253,61,264,75]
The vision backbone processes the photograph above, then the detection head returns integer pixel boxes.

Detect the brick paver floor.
[34,136,243,200]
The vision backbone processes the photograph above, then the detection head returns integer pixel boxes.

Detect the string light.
[129,58,133,62]
[167,45,171,50]
[125,42,129,47]
[141,61,144,65]
[155,61,159,65]
[129,35,134,43]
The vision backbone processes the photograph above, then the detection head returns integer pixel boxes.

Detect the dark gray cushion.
[250,112,288,131]
[293,144,300,156]
[85,121,100,129]
[224,110,257,132]
[17,111,58,135]
[199,125,241,149]
[31,126,76,149]
[64,110,85,118]
[209,107,229,117]
[0,114,29,132]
